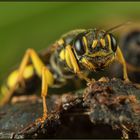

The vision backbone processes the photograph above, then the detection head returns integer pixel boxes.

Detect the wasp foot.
[124,78,131,84]
[35,114,48,128]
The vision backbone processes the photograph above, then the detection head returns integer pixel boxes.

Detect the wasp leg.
[66,45,91,83]
[7,49,43,98]
[3,50,38,105]
[115,47,129,82]
[35,66,49,124]
[66,45,80,73]
[77,72,91,83]
[6,48,54,122]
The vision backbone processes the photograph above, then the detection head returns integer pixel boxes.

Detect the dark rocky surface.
[0,78,140,139]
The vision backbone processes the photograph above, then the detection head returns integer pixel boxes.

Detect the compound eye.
[109,33,117,52]
[74,36,86,55]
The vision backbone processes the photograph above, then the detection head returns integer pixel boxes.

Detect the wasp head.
[73,29,118,71]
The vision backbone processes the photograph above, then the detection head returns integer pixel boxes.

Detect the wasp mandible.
[0,23,130,124]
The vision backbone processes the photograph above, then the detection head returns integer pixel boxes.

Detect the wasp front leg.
[115,47,130,82]
[66,45,91,83]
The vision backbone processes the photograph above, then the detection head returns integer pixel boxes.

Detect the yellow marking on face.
[81,58,95,70]
[59,49,65,60]
[58,39,64,45]
[83,36,88,53]
[106,34,111,50]
[92,40,98,49]
[100,38,106,47]
[88,51,111,57]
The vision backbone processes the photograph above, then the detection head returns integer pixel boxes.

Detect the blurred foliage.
[0,2,140,84]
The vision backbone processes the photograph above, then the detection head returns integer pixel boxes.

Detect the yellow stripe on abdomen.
[7,65,34,88]
[0,65,35,106]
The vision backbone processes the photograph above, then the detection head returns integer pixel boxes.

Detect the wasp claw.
[35,115,48,128]
[124,78,130,83]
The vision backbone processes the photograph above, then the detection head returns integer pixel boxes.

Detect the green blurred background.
[0,2,140,84]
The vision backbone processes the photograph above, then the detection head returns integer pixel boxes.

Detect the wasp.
[0,23,130,124]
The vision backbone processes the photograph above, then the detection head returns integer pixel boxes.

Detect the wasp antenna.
[103,21,132,36]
